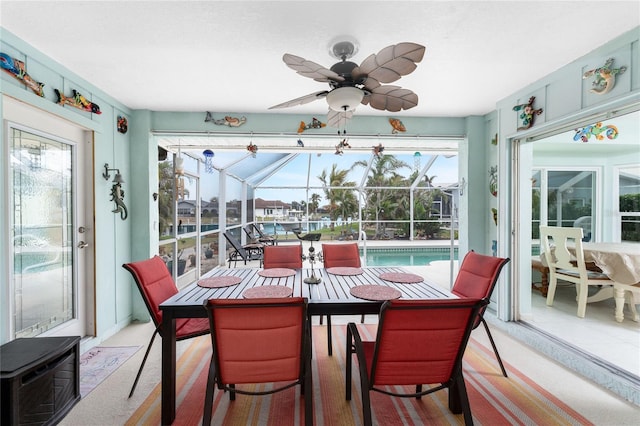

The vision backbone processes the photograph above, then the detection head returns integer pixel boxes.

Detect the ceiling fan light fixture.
[326,87,364,112]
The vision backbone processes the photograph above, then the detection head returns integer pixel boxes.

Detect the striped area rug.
[127,325,592,425]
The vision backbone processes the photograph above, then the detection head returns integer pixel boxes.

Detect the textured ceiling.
[1,1,639,120]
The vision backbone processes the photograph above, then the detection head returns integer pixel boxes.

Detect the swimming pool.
[361,247,458,266]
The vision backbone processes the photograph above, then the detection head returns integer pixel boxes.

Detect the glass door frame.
[4,119,92,339]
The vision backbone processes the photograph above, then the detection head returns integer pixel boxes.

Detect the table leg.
[161,313,177,425]
[614,287,625,323]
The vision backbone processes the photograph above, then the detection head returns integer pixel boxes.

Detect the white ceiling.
[1,1,639,120]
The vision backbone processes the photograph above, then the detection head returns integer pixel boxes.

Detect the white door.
[4,96,94,338]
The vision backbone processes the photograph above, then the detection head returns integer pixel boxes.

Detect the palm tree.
[158,161,174,237]
[318,164,358,229]
[352,155,410,237]
[309,193,321,215]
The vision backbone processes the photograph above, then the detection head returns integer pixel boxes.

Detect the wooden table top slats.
[160,266,454,317]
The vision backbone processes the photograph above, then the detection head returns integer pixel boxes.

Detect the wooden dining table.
[158,266,455,425]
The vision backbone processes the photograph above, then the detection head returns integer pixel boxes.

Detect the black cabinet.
[1,336,80,426]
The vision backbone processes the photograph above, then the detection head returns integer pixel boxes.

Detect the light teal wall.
[492,26,640,321]
[1,28,133,344]
[2,25,639,346]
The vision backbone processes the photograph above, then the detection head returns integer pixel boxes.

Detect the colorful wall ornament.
[0,52,45,97]
[117,115,128,133]
[582,58,626,95]
[55,89,101,114]
[489,166,498,197]
[573,122,619,142]
[247,141,258,156]
[204,112,247,127]
[513,96,542,131]
[372,143,385,157]
[388,118,406,134]
[335,135,351,155]
[298,117,326,133]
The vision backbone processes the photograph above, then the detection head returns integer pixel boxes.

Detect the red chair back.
[451,251,510,326]
[322,243,361,268]
[370,298,487,386]
[206,297,307,384]
[123,255,178,327]
[263,244,303,269]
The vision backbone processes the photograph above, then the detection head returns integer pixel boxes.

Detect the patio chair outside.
[451,250,510,377]
[346,298,488,426]
[263,244,302,269]
[202,297,312,426]
[223,231,263,267]
[244,224,276,245]
[122,256,209,398]
[540,226,613,318]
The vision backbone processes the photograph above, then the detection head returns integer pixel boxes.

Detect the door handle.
[77,241,89,249]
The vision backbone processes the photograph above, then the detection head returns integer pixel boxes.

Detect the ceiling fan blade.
[362,85,418,112]
[283,54,345,83]
[268,91,329,109]
[359,76,381,92]
[354,42,425,84]
[326,108,353,128]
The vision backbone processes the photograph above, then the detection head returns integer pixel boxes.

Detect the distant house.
[177,199,219,217]
[254,198,291,219]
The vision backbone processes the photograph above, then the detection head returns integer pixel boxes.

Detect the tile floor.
[528,283,640,377]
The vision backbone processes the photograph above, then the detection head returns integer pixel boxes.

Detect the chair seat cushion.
[556,269,611,280]
[175,317,209,339]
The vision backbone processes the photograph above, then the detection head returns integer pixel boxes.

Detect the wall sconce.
[103,163,128,220]
[103,163,124,183]
[459,177,466,196]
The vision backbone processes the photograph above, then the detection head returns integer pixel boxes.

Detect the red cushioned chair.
[452,251,511,377]
[346,298,488,426]
[123,255,209,398]
[321,242,361,268]
[320,242,363,355]
[263,244,303,269]
[202,297,312,426]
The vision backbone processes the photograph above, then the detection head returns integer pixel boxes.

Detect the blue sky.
[254,153,459,204]
[190,151,458,205]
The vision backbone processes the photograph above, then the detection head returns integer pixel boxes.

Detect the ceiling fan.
[269,39,425,128]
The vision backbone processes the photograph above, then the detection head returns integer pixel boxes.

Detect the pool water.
[362,248,458,266]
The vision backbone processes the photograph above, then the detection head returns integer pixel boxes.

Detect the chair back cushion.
[263,244,302,269]
[451,251,509,327]
[206,297,307,384]
[371,298,486,386]
[322,243,361,268]
[452,251,510,299]
[123,256,178,327]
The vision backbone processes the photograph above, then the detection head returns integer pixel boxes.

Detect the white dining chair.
[540,226,614,318]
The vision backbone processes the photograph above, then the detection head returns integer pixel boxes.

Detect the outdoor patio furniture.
[122,256,209,398]
[345,298,489,426]
[263,244,303,269]
[223,231,264,267]
[321,242,363,355]
[451,251,510,377]
[202,297,312,426]
[244,224,276,245]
